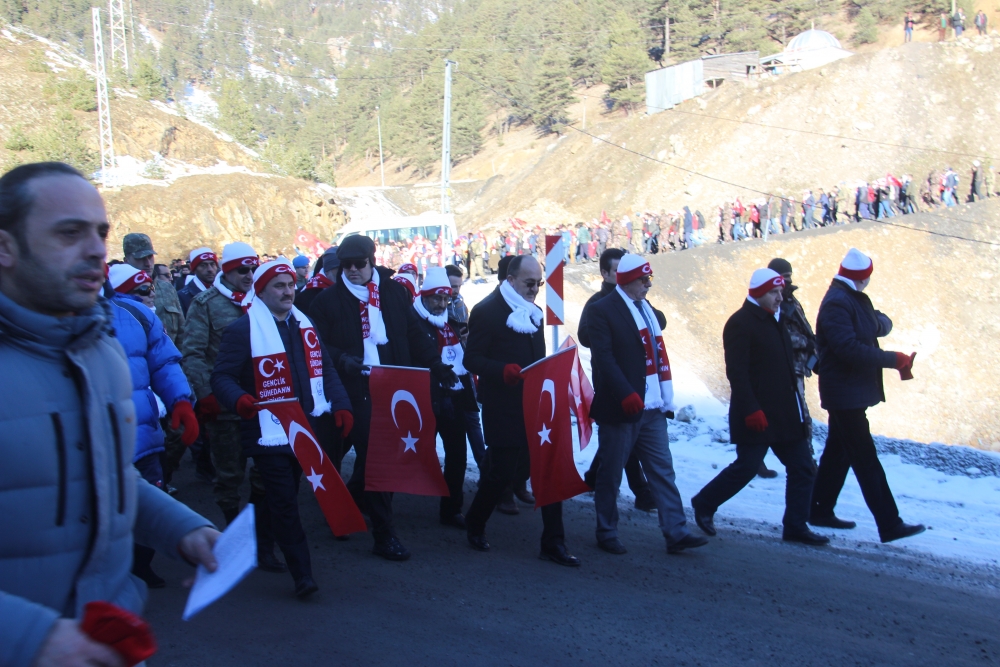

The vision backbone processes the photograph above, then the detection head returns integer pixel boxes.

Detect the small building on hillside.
[701,52,762,87]
[644,59,704,114]
[759,29,853,74]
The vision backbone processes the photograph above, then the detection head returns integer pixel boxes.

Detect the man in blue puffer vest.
[106,263,200,589]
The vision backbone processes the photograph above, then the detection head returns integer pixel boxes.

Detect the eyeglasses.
[342,259,369,270]
[235,266,254,275]
[639,276,653,286]
[134,284,154,296]
[425,294,453,304]
[521,279,544,289]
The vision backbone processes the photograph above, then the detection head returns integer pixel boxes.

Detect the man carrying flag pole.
[464,255,581,566]
[211,258,355,598]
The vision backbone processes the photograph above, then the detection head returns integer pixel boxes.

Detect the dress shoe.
[294,576,319,599]
[809,515,857,529]
[598,538,628,555]
[667,534,709,554]
[692,502,717,536]
[539,544,581,567]
[496,499,519,515]
[880,522,926,544]
[440,513,467,529]
[165,484,178,497]
[634,492,657,512]
[467,532,491,552]
[514,485,535,505]
[782,529,830,546]
[257,549,288,573]
[372,536,411,561]
[757,463,778,479]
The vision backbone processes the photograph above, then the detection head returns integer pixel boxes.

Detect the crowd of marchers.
[1,161,926,667]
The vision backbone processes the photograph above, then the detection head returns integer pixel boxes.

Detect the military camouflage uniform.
[154,279,185,345]
[779,284,817,453]
[181,279,264,521]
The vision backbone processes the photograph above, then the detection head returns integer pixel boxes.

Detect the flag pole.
[255,397,299,406]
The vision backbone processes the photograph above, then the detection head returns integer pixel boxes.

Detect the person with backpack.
[953,8,966,38]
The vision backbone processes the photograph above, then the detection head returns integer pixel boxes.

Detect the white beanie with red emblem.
[220,242,259,273]
[109,264,153,294]
[615,254,652,285]
[838,248,874,281]
[189,246,218,272]
[420,267,452,296]
[748,268,785,298]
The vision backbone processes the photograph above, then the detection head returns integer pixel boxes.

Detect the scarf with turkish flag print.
[615,287,675,412]
[559,336,595,449]
[303,273,333,291]
[213,272,250,309]
[343,269,388,366]
[413,295,467,389]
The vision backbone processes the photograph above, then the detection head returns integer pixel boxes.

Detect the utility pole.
[93,8,116,187]
[440,59,455,215]
[376,106,385,187]
[127,0,136,60]
[108,0,128,72]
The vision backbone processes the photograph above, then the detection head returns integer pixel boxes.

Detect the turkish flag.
[365,366,448,496]
[294,228,329,258]
[265,400,368,536]
[522,347,591,508]
[559,336,594,450]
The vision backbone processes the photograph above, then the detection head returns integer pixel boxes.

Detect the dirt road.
[146,458,999,666]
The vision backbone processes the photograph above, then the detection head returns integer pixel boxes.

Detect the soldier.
[178,246,219,315]
[123,233,185,346]
[468,233,485,282]
[181,242,285,572]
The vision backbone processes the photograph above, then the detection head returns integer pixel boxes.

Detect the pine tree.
[216,79,257,145]
[601,12,650,115]
[133,58,166,101]
[531,49,575,134]
[853,7,878,44]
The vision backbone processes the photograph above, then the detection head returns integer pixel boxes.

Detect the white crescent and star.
[303,329,319,349]
[305,467,325,491]
[288,420,325,465]
[391,390,423,431]
[538,423,551,445]
[258,357,285,378]
[540,379,556,421]
[401,432,418,452]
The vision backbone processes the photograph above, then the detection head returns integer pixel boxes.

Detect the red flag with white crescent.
[294,228,329,257]
[365,366,448,496]
[263,400,368,536]
[522,347,590,508]
[559,336,594,450]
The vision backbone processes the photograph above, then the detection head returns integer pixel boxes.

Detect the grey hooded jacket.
[0,291,212,667]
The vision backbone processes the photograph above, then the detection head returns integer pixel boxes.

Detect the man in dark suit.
[692,268,829,546]
[588,254,708,556]
[463,255,580,566]
[810,249,924,543]
[211,259,353,598]
[308,235,457,561]
[578,248,656,511]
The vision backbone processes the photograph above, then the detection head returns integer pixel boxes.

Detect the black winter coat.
[464,292,545,448]
[295,283,330,315]
[412,314,479,415]
[578,282,666,348]
[308,267,439,405]
[588,291,669,425]
[815,279,897,411]
[724,300,805,445]
[210,312,351,456]
[177,280,204,316]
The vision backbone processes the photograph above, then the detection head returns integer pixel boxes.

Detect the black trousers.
[438,407,468,518]
[342,398,396,541]
[252,452,305,547]
[692,439,815,533]
[812,408,901,534]
[465,445,564,550]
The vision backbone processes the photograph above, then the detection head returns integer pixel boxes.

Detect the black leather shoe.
[539,544,581,567]
[692,502,717,537]
[496,499,519,515]
[372,536,411,561]
[257,549,288,573]
[467,532,491,552]
[294,576,319,599]
[667,534,709,554]
[514,486,535,505]
[598,537,628,555]
[757,463,778,479]
[782,529,830,546]
[809,515,857,529]
[880,522,926,544]
[440,513,467,529]
[634,493,657,512]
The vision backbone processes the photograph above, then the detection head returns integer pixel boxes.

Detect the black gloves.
[431,362,459,388]
[341,354,368,378]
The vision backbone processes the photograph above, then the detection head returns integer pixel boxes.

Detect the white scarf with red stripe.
[343,269,387,366]
[414,296,466,389]
[248,298,330,446]
[616,287,675,412]
[213,273,247,309]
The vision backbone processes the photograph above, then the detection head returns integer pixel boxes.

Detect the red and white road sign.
[544,235,564,326]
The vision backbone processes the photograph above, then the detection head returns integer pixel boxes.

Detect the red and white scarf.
[213,273,248,309]
[414,297,466,390]
[616,287,675,412]
[247,263,331,446]
[343,269,387,366]
[303,273,333,291]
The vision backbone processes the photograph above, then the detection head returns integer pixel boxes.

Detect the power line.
[457,70,1000,247]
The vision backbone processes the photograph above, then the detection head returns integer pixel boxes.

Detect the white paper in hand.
[182,504,257,620]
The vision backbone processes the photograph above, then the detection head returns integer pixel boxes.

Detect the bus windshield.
[362,225,443,245]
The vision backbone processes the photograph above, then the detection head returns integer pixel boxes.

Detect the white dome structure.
[786,29,843,53]
[760,28,852,74]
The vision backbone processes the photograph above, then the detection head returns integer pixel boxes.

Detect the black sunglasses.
[134,284,154,296]
[235,266,254,275]
[342,259,369,270]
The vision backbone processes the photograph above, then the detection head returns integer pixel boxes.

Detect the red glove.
[196,394,222,421]
[621,392,644,416]
[745,410,769,433]
[235,394,260,421]
[334,410,354,438]
[503,364,523,386]
[170,400,200,447]
[894,352,917,381]
[80,601,157,667]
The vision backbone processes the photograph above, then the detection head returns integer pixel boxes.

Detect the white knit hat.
[838,248,873,280]
[748,268,784,298]
[188,246,217,271]
[109,264,152,293]
[220,242,259,273]
[420,267,452,296]
[615,254,652,285]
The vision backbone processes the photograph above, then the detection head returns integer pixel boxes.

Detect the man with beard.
[412,267,478,527]
[309,235,457,561]
[578,248,657,511]
[464,255,580,566]
[212,259,352,598]
[178,246,219,315]
[181,242,285,572]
